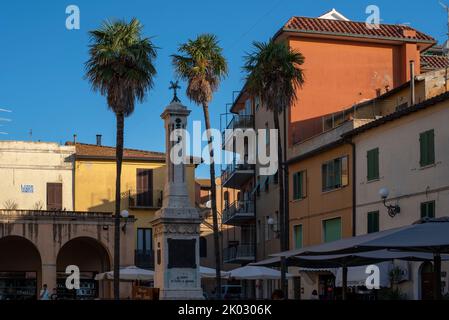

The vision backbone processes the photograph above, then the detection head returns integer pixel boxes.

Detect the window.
[199,237,207,258]
[421,201,435,219]
[323,218,341,243]
[257,220,261,244]
[367,211,379,233]
[293,171,306,200]
[137,228,152,253]
[420,129,435,167]
[367,148,379,181]
[47,183,62,211]
[322,156,348,192]
[293,225,303,249]
[224,191,229,208]
[136,169,153,207]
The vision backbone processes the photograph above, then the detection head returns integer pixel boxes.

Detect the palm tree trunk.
[114,112,124,300]
[202,103,222,300]
[273,108,286,296]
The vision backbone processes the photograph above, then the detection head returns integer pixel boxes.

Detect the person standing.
[39,284,50,300]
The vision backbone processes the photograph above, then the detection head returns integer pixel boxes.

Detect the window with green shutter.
[420,130,435,167]
[293,225,303,249]
[420,201,435,218]
[322,156,349,192]
[293,171,306,200]
[323,218,341,243]
[367,211,379,233]
[367,148,379,181]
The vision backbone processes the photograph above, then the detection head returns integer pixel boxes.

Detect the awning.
[335,262,391,288]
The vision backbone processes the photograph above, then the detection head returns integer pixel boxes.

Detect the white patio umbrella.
[95,266,154,281]
[228,265,293,280]
[200,266,230,279]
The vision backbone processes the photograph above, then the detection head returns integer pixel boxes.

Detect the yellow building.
[69,140,197,269]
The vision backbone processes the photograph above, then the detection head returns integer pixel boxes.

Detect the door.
[421,262,434,300]
[47,183,62,211]
[136,169,153,207]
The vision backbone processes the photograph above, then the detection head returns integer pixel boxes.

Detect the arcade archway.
[0,236,42,300]
[56,237,111,299]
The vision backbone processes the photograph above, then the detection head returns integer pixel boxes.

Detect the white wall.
[0,141,75,210]
[354,101,449,299]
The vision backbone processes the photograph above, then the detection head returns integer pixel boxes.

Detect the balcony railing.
[222,200,255,225]
[223,244,255,264]
[221,163,254,189]
[222,115,254,146]
[135,250,154,270]
[129,189,163,209]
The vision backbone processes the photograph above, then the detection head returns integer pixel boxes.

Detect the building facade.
[0,141,75,211]
[344,91,449,300]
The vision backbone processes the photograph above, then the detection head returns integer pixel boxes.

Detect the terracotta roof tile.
[283,17,435,43]
[420,55,449,72]
[66,142,165,161]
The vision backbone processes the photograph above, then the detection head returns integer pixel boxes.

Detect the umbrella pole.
[342,265,348,301]
[434,253,442,300]
[281,256,287,299]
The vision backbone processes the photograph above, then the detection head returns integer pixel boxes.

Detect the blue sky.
[0,0,446,177]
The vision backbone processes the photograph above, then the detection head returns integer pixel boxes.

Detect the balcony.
[222,115,254,147]
[128,189,163,209]
[222,200,255,226]
[134,250,154,270]
[223,244,255,264]
[221,163,254,189]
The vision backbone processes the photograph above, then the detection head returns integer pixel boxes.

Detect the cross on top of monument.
[169,80,181,103]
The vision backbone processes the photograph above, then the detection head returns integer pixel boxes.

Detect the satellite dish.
[205,200,211,209]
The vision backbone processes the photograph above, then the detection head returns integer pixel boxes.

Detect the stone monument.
[151,82,204,300]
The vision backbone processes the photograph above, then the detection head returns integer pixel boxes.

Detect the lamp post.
[120,210,129,233]
[379,187,400,217]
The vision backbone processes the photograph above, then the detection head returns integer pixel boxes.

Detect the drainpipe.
[410,60,415,106]
[344,139,357,237]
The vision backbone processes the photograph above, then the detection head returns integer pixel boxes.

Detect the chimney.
[96,134,102,146]
[73,134,77,144]
[410,60,415,106]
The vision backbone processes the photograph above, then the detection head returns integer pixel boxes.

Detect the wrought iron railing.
[223,244,255,262]
[222,200,254,224]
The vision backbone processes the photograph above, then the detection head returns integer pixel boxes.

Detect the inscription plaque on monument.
[168,239,196,268]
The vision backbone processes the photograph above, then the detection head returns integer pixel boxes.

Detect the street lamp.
[120,210,129,233]
[379,187,400,217]
[267,217,280,238]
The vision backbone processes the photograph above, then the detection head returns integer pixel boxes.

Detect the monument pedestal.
[152,210,204,300]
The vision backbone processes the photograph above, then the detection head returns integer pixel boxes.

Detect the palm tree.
[244,39,304,293]
[172,34,227,299]
[85,18,157,300]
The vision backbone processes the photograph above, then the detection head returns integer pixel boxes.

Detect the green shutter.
[421,201,435,218]
[323,218,341,243]
[298,172,303,199]
[367,211,379,233]
[294,225,303,249]
[367,148,379,181]
[293,173,299,200]
[420,130,435,166]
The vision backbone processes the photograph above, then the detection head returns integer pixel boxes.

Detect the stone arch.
[56,237,111,299]
[0,235,42,300]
